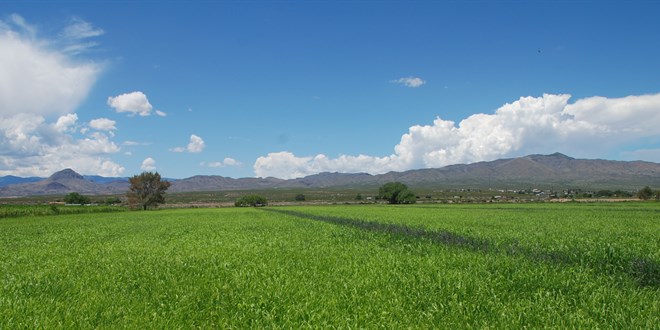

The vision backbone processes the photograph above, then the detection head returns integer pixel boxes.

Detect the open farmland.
[0,203,658,328]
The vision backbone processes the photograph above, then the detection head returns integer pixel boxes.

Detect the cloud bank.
[254,93,660,179]
[0,113,123,177]
[0,14,124,177]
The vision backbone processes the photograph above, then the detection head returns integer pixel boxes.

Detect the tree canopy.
[378,182,416,204]
[637,186,657,200]
[235,194,268,207]
[127,171,171,210]
[64,192,91,205]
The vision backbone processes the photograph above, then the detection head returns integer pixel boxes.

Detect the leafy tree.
[235,194,268,207]
[396,189,417,204]
[64,192,91,205]
[637,186,654,200]
[378,182,416,204]
[355,193,363,201]
[295,193,306,201]
[127,172,171,210]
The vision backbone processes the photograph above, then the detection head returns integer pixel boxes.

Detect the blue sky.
[1,0,660,179]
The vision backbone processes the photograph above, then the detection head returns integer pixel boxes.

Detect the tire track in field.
[263,208,659,288]
[265,208,492,251]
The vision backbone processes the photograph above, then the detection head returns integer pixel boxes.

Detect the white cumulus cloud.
[254,152,396,179]
[254,93,660,179]
[222,157,241,166]
[187,135,205,153]
[205,157,242,168]
[107,91,153,117]
[53,113,78,132]
[155,110,167,117]
[0,113,124,177]
[141,157,156,171]
[171,134,205,153]
[391,76,426,88]
[89,118,116,131]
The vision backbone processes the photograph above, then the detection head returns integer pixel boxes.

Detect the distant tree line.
[63,193,122,206]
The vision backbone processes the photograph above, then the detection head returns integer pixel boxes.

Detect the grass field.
[0,205,126,218]
[1,203,658,328]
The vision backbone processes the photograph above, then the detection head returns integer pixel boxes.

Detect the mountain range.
[1,153,659,197]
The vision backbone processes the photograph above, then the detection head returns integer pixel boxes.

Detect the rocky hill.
[1,153,659,197]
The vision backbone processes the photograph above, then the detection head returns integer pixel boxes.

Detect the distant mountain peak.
[521,152,575,159]
[548,152,574,159]
[526,152,575,161]
[48,168,84,181]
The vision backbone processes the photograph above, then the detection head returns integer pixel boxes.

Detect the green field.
[0,205,126,218]
[1,203,658,328]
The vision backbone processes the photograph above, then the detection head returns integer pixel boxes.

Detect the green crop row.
[0,204,657,328]
[0,204,126,218]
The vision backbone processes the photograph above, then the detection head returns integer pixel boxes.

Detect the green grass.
[0,203,658,328]
[0,204,126,218]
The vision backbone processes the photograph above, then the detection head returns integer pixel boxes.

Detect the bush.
[295,194,306,202]
[64,192,91,205]
[104,197,123,205]
[235,194,268,207]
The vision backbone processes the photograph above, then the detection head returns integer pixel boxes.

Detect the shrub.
[235,194,268,207]
[104,197,123,205]
[295,194,306,202]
